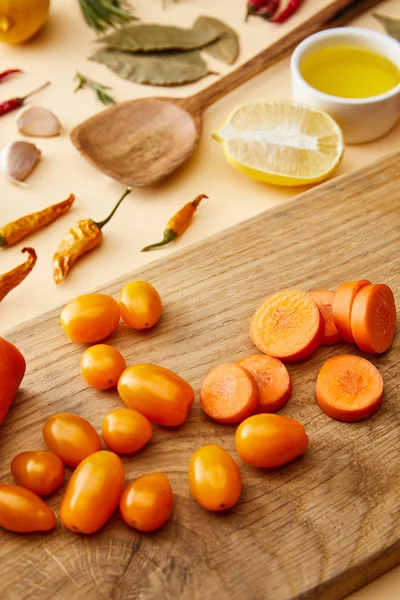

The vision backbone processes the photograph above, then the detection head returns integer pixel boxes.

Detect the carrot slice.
[237,354,291,413]
[200,363,259,424]
[250,289,324,362]
[316,354,383,422]
[309,289,341,345]
[332,280,371,343]
[351,284,396,354]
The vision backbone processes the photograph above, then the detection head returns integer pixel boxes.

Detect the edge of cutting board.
[4,150,399,339]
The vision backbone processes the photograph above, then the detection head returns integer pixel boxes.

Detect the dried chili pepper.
[142,194,207,252]
[0,195,74,248]
[0,247,37,302]
[0,81,50,118]
[53,188,131,284]
[245,0,272,20]
[271,0,303,22]
[257,0,280,19]
[0,69,22,83]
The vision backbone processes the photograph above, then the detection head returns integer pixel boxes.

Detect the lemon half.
[213,100,344,187]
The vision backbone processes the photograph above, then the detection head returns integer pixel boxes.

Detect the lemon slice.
[213,101,344,186]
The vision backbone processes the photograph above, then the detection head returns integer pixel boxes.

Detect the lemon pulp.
[300,45,400,99]
[213,101,344,187]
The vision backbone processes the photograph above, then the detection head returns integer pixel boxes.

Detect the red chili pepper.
[0,81,50,117]
[257,0,280,19]
[271,0,303,23]
[245,0,270,20]
[0,69,22,83]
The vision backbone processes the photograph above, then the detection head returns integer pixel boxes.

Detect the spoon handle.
[186,0,379,113]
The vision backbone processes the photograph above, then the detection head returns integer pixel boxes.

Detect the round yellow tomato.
[0,484,56,532]
[117,364,194,426]
[188,445,241,511]
[235,414,309,468]
[43,413,101,467]
[120,473,173,532]
[81,344,126,390]
[11,450,64,496]
[0,0,50,45]
[60,451,125,534]
[119,281,162,330]
[102,408,152,454]
[60,293,120,344]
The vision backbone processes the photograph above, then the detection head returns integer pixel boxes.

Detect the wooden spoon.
[71,0,379,187]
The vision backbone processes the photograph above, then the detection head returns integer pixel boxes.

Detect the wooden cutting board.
[1,152,400,600]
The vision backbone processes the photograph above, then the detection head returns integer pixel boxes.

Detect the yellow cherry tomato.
[60,293,120,344]
[60,450,125,534]
[81,344,126,390]
[188,445,241,511]
[11,450,64,496]
[119,281,162,330]
[120,473,173,532]
[43,413,101,467]
[0,484,56,532]
[102,408,152,454]
[235,414,309,468]
[118,364,194,426]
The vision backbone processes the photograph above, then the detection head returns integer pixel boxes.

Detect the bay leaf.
[97,23,220,52]
[374,14,400,42]
[193,16,239,65]
[90,48,211,86]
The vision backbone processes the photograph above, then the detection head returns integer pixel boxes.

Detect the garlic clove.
[16,106,62,138]
[0,141,41,184]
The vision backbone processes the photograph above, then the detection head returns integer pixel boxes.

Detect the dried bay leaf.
[374,14,400,42]
[193,16,239,65]
[90,48,211,86]
[97,23,220,52]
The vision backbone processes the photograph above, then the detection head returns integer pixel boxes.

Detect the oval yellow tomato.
[81,344,126,390]
[118,364,194,426]
[188,445,241,511]
[119,281,162,330]
[235,414,309,468]
[60,293,120,343]
[60,450,125,534]
[102,408,152,454]
[0,484,56,532]
[120,473,173,532]
[43,413,101,467]
[11,450,64,496]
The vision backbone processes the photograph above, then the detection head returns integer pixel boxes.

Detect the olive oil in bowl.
[300,45,400,99]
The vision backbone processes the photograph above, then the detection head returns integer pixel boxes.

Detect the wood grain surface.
[1,151,400,600]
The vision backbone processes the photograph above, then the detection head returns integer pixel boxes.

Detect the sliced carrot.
[250,289,324,362]
[309,289,341,345]
[200,363,259,424]
[351,284,396,354]
[237,354,291,413]
[332,280,371,343]
[316,354,383,422]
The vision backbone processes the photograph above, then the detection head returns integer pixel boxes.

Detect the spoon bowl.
[71,98,202,187]
[70,0,375,187]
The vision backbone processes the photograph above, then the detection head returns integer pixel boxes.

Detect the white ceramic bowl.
[291,27,400,144]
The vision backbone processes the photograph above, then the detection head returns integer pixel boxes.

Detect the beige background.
[1,0,400,597]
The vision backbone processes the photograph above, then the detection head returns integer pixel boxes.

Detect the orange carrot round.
[309,289,341,345]
[316,354,383,422]
[237,354,291,413]
[200,363,259,424]
[250,289,324,362]
[332,280,371,343]
[351,284,396,354]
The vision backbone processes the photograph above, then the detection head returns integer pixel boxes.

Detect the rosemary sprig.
[78,0,136,32]
[74,72,117,105]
